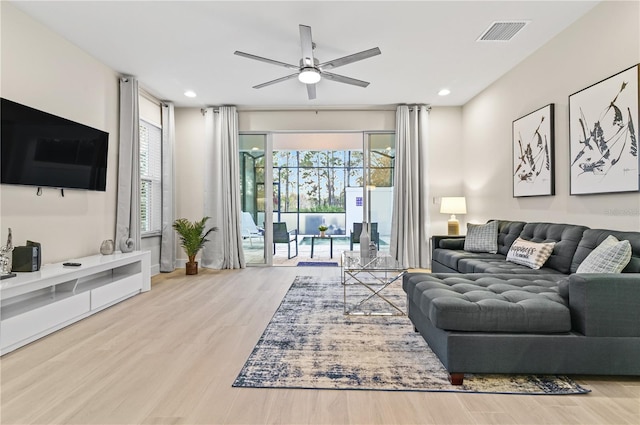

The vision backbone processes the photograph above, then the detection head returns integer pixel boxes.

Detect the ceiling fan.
[234,24,381,100]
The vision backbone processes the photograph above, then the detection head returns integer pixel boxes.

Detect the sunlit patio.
[242,233,389,266]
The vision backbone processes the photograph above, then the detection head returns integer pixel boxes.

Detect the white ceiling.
[11,1,599,109]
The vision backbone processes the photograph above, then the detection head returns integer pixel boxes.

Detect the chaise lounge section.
[403,220,640,385]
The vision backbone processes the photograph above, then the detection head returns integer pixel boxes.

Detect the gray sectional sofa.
[403,220,640,385]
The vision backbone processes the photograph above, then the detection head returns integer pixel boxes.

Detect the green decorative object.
[172,217,218,275]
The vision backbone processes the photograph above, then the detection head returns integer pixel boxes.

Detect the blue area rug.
[233,276,590,394]
[297,262,339,267]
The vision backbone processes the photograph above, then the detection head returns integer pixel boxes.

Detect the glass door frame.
[240,130,394,264]
[239,132,274,266]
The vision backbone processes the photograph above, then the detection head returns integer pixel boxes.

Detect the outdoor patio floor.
[242,235,389,266]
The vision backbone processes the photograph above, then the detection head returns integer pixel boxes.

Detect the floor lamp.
[440,197,467,236]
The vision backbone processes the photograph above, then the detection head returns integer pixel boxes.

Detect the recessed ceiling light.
[184,90,197,98]
[438,89,451,96]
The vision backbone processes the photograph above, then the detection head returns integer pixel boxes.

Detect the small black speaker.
[12,246,40,272]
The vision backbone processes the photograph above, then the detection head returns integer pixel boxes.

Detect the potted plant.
[172,217,218,275]
[318,225,329,238]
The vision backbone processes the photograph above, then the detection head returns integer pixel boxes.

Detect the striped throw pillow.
[576,235,632,273]
[506,237,556,269]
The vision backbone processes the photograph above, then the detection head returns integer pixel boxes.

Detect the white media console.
[0,251,151,355]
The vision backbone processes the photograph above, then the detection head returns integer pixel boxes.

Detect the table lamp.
[440,197,467,235]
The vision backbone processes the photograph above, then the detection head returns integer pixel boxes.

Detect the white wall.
[0,3,120,264]
[428,107,465,235]
[239,109,395,132]
[462,1,640,230]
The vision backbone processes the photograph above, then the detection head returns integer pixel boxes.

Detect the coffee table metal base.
[341,251,406,316]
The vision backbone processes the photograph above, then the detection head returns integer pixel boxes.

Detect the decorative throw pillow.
[506,237,556,269]
[464,221,498,253]
[576,235,632,273]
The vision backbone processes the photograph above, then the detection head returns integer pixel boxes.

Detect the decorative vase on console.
[100,239,115,255]
[359,222,370,265]
[0,228,14,276]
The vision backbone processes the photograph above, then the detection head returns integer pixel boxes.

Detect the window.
[140,119,162,234]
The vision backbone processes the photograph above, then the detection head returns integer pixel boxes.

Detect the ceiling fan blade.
[234,51,298,70]
[319,47,381,70]
[306,83,317,100]
[299,25,315,67]
[253,73,299,89]
[322,71,370,88]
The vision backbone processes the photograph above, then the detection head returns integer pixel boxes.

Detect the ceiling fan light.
[298,68,321,84]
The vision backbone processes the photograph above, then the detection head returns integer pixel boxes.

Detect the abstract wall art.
[569,64,639,195]
[512,104,555,197]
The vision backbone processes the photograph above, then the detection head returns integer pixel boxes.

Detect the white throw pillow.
[464,221,499,253]
[506,237,556,270]
[576,235,632,273]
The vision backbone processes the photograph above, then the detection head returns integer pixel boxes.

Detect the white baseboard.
[150,264,160,276]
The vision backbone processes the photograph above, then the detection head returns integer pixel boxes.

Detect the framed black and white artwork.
[512,104,555,197]
[569,64,639,195]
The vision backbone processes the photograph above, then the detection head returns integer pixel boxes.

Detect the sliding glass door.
[239,131,394,264]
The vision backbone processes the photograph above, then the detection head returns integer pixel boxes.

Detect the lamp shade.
[440,197,467,215]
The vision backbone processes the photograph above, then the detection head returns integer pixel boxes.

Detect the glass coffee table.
[341,251,406,316]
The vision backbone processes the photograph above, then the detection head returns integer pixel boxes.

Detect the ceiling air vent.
[477,21,529,42]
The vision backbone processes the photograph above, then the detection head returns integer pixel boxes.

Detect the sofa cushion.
[464,221,499,253]
[571,229,640,273]
[576,235,632,273]
[432,249,505,271]
[518,222,588,274]
[506,237,556,269]
[404,273,570,333]
[493,220,527,255]
[457,258,566,275]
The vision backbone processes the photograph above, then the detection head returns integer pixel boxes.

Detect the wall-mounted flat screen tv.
[1,98,109,191]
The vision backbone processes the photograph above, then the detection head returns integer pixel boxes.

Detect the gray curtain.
[202,106,246,269]
[115,77,141,252]
[390,105,430,268]
[159,102,176,272]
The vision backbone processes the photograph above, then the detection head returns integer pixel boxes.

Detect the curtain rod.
[200,105,431,114]
[234,108,397,113]
[139,87,161,105]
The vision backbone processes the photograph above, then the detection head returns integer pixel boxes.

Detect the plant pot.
[185,261,198,275]
[320,231,326,238]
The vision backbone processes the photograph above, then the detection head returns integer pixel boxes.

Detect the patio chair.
[350,222,379,251]
[273,222,298,259]
[241,212,263,247]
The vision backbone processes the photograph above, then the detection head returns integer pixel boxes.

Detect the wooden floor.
[1,267,639,425]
